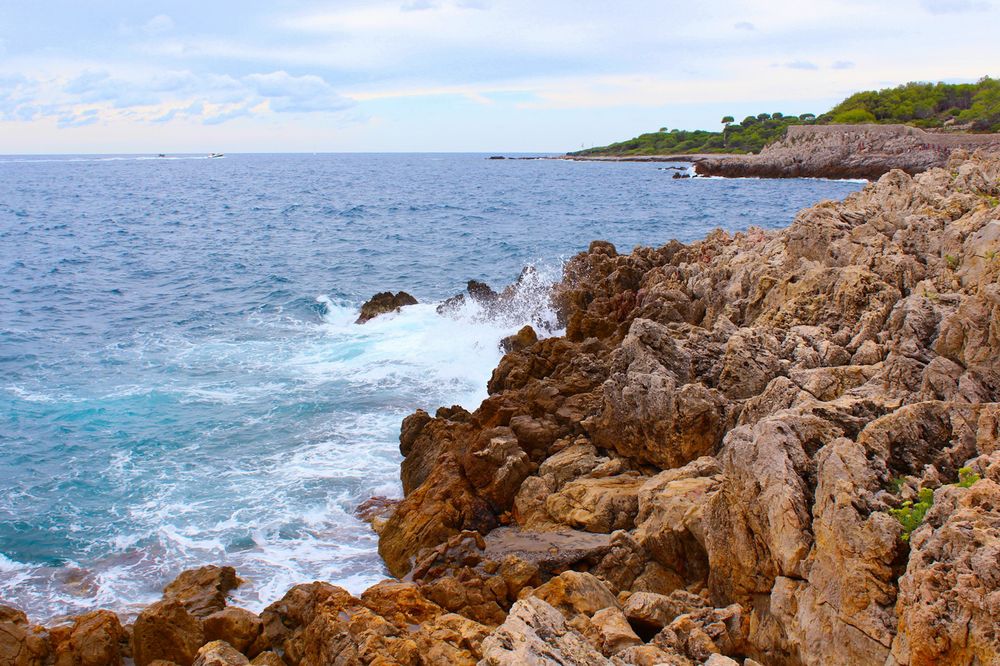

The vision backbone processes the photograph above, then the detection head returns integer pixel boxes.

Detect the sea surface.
[0,153,863,621]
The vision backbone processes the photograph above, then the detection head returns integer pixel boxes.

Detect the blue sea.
[0,153,863,621]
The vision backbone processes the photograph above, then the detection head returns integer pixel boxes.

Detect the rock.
[0,605,50,666]
[890,478,1000,665]
[696,124,1000,180]
[478,597,610,665]
[132,599,204,666]
[588,607,642,655]
[500,325,538,353]
[163,566,242,618]
[202,608,263,655]
[191,641,249,666]
[355,291,418,323]
[249,654,285,666]
[529,571,620,620]
[546,475,644,533]
[49,609,125,666]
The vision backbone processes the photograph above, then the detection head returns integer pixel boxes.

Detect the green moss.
[945,254,961,270]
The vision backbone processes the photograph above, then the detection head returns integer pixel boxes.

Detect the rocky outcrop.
[8,151,1000,666]
[697,124,1000,180]
[355,291,418,323]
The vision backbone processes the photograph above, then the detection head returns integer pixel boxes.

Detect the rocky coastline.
[4,150,1000,665]
[564,125,1000,181]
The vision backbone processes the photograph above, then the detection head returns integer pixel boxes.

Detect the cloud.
[734,21,755,31]
[401,0,436,11]
[243,71,355,113]
[832,60,855,70]
[779,60,819,70]
[919,0,990,13]
[144,14,175,35]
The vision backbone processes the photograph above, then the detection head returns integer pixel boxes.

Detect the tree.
[659,127,668,132]
[800,113,816,122]
[721,116,735,125]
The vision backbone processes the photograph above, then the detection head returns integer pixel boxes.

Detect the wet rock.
[163,566,242,618]
[500,325,538,353]
[355,291,418,323]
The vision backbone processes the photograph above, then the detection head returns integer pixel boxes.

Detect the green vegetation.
[828,77,1000,131]
[887,467,982,542]
[957,466,981,488]
[890,487,934,543]
[571,76,1000,157]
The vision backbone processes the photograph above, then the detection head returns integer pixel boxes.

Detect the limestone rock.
[546,475,644,533]
[478,597,610,665]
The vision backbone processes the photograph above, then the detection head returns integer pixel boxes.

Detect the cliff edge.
[696,124,1000,180]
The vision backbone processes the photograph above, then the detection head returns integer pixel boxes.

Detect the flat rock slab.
[484,527,613,572]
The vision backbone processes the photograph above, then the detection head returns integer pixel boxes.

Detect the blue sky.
[0,0,997,153]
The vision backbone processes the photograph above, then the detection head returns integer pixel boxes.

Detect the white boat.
[208,153,224,159]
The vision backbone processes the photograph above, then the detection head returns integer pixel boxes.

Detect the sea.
[0,153,864,622]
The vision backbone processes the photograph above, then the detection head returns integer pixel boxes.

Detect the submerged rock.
[355,291,418,323]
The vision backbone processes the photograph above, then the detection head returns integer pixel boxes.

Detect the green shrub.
[889,487,934,542]
[957,466,981,488]
[833,108,877,123]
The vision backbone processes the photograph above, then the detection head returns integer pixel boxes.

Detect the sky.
[0,0,998,153]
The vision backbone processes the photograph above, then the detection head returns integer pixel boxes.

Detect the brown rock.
[478,597,609,665]
[132,599,204,666]
[203,608,263,656]
[0,605,50,666]
[355,291,418,323]
[891,479,1000,665]
[163,566,242,618]
[546,475,644,533]
[249,653,286,666]
[500,325,539,354]
[49,610,125,666]
[191,641,249,666]
[588,607,641,655]
[529,571,619,620]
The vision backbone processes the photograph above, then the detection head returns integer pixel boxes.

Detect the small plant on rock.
[944,254,961,270]
[889,487,934,542]
[957,466,981,488]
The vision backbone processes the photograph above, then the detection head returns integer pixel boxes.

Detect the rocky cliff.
[696,125,1000,180]
[3,151,1000,666]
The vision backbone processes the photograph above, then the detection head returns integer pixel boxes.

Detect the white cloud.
[919,0,990,13]
[143,15,175,35]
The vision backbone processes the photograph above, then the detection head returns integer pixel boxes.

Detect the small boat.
[208,153,224,159]
[157,153,166,158]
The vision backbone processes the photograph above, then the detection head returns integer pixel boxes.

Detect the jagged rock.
[479,597,610,665]
[132,600,204,666]
[49,609,125,666]
[355,291,418,323]
[500,325,538,353]
[163,566,242,618]
[191,641,249,666]
[890,478,1000,664]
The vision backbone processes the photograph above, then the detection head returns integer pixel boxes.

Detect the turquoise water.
[0,153,863,620]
